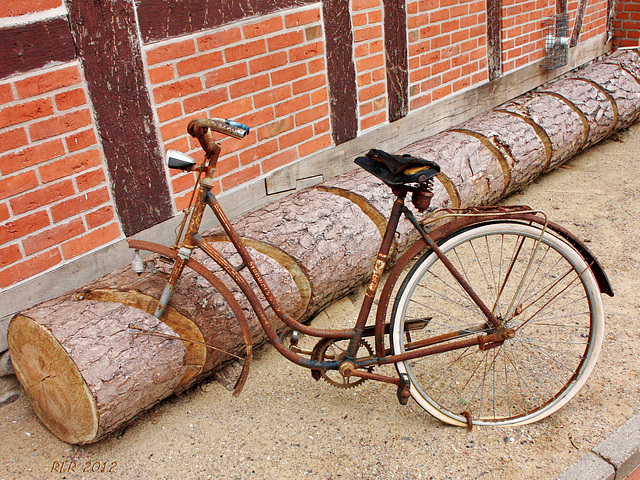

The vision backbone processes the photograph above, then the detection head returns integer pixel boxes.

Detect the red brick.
[10,179,75,215]
[308,58,326,74]
[0,202,9,223]
[361,111,386,131]
[50,186,110,222]
[249,52,289,75]
[170,171,197,195]
[243,17,283,39]
[354,26,383,43]
[177,51,224,76]
[292,73,326,95]
[220,163,261,190]
[229,74,270,98]
[0,98,54,129]
[279,125,313,149]
[224,40,267,62]
[0,210,50,245]
[211,154,239,177]
[268,31,305,52]
[65,129,97,152]
[275,95,311,117]
[253,85,291,108]
[359,83,385,102]
[0,0,62,17]
[204,97,254,122]
[271,64,307,86]
[146,39,196,65]
[0,243,21,269]
[23,218,85,256]
[305,25,323,41]
[258,116,295,140]
[355,44,370,59]
[314,118,331,136]
[205,63,248,87]
[55,88,87,111]
[356,54,385,72]
[61,222,121,259]
[0,139,66,175]
[239,139,278,166]
[149,65,175,85]
[197,28,242,51]
[0,248,62,288]
[39,149,102,184]
[76,168,107,192]
[0,170,39,201]
[285,9,321,28]
[352,0,381,9]
[311,88,328,105]
[85,205,115,229]
[261,147,298,173]
[290,42,324,63]
[14,66,81,99]
[183,88,229,114]
[298,133,331,157]
[295,103,329,126]
[0,127,28,153]
[153,77,203,104]
[30,109,93,142]
[157,102,183,123]
[0,83,14,105]
[239,107,275,129]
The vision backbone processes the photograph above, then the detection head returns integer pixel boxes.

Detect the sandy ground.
[2,122,640,480]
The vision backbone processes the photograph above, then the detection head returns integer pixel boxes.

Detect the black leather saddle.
[355,149,440,187]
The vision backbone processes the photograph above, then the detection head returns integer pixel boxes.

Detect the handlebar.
[188,118,250,140]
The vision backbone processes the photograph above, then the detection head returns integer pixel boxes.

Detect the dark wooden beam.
[0,17,76,80]
[67,0,173,236]
[570,0,589,47]
[136,0,317,44]
[322,0,358,145]
[384,0,409,122]
[487,0,502,81]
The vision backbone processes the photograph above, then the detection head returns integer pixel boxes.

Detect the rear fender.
[373,209,613,356]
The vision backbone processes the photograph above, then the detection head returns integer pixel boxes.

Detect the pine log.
[9,48,640,444]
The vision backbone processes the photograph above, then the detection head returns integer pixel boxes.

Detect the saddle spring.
[411,175,435,212]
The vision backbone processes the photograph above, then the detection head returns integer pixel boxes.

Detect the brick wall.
[144,5,331,211]
[0,63,121,288]
[0,0,619,301]
[0,0,64,17]
[613,0,640,48]
[407,0,488,110]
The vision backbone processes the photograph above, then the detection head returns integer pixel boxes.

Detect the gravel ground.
[1,122,639,480]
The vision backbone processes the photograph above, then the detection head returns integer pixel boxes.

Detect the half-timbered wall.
[0,0,623,348]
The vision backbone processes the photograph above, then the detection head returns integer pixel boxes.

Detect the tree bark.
[9,48,640,444]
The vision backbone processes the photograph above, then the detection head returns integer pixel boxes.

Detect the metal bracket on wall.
[542,14,570,70]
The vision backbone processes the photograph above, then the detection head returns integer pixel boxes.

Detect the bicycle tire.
[390,221,604,427]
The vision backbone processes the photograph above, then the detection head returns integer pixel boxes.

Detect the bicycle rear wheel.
[390,221,604,427]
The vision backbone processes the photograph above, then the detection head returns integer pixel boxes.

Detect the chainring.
[312,338,374,389]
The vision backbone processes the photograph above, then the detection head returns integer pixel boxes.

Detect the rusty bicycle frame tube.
[138,119,570,387]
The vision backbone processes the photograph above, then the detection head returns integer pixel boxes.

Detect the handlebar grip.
[187,118,250,140]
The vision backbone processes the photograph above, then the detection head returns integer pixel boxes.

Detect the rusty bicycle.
[128,118,613,428]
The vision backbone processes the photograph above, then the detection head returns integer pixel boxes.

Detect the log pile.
[9,48,640,444]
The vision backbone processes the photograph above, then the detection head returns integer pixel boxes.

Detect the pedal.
[396,373,411,405]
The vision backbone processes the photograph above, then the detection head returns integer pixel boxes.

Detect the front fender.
[127,239,253,396]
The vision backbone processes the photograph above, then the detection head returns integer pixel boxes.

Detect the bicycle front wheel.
[390,221,604,427]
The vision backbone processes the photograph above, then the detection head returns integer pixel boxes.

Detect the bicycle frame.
[127,119,613,395]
